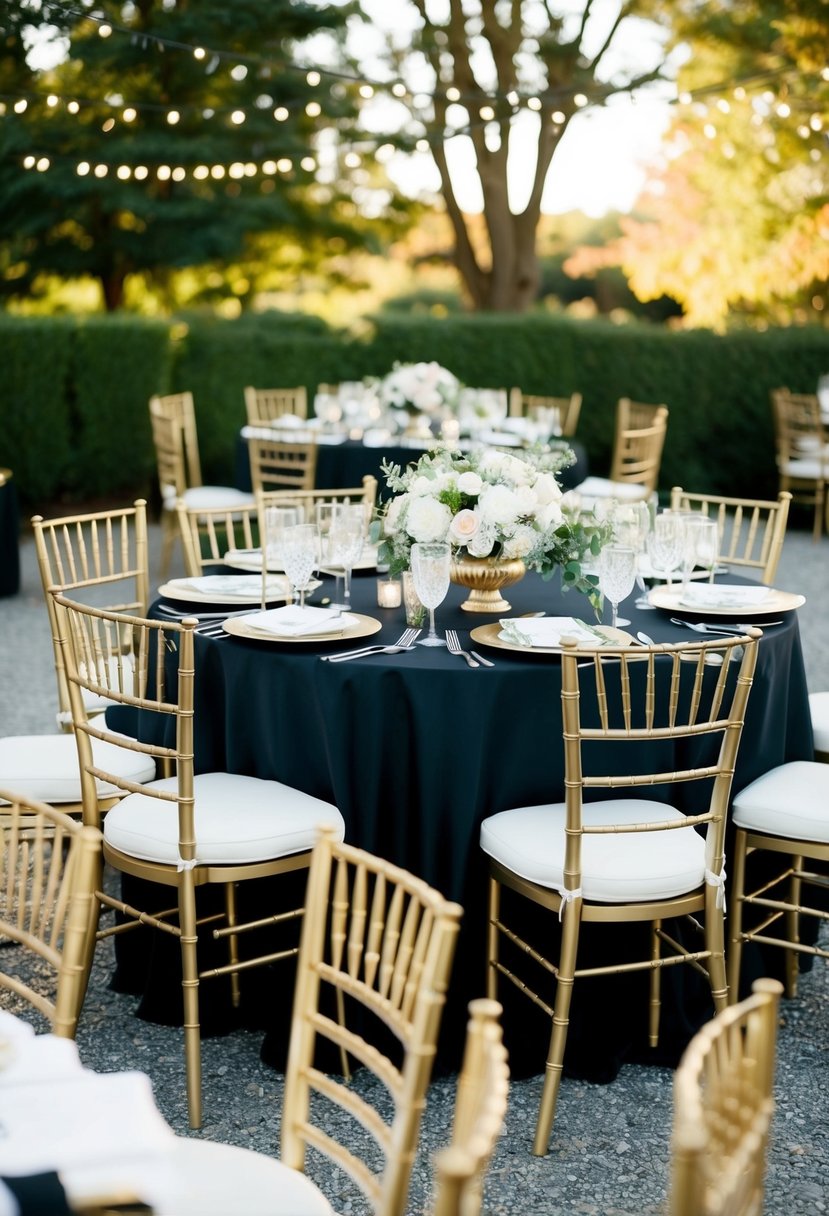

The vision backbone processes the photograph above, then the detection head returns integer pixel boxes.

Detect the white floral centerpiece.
[378,361,462,431]
[374,445,609,608]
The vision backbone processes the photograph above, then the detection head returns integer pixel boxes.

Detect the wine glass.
[325,503,366,612]
[610,501,652,608]
[262,505,301,610]
[647,511,684,586]
[410,542,451,646]
[688,516,720,584]
[280,524,319,611]
[316,500,344,604]
[599,543,638,630]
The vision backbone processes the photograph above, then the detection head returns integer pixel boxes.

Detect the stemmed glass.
[410,542,451,646]
[647,511,684,586]
[599,543,638,630]
[681,516,720,592]
[316,500,344,605]
[610,501,652,609]
[262,505,301,610]
[280,524,319,611]
[325,503,366,613]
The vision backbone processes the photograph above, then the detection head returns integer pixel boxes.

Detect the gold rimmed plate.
[222,611,381,645]
[647,585,805,618]
[470,622,634,656]
[224,547,379,574]
[158,575,320,606]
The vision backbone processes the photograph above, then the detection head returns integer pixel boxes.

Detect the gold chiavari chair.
[129,828,463,1216]
[770,387,828,542]
[508,390,583,437]
[727,754,829,1001]
[244,385,308,425]
[31,501,150,730]
[575,397,669,504]
[175,498,260,577]
[480,629,761,1155]
[669,978,783,1216]
[669,488,791,585]
[248,433,319,495]
[257,475,378,529]
[149,393,254,578]
[431,999,509,1216]
[53,596,345,1129]
[0,789,102,1037]
[0,504,157,819]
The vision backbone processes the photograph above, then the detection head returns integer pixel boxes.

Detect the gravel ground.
[2,515,828,1215]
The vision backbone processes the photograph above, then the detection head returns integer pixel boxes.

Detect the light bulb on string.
[167,110,181,125]
[273,106,289,121]
[305,101,321,117]
[307,71,321,86]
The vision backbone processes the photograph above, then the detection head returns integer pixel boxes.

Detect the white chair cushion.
[0,734,156,804]
[119,1138,336,1216]
[480,799,707,903]
[779,456,827,480]
[56,655,139,726]
[163,486,255,509]
[575,477,650,502]
[103,771,345,866]
[809,691,829,753]
[732,761,829,844]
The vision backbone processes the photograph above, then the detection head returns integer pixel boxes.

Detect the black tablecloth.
[114,570,813,1079]
[0,470,20,598]
[234,436,589,497]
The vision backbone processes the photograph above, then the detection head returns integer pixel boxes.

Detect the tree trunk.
[100,271,125,312]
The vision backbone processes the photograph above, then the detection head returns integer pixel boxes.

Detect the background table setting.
[112,547,813,1079]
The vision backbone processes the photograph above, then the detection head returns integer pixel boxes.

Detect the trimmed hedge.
[3,311,828,514]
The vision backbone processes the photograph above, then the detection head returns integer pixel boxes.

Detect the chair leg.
[223,882,241,1008]
[705,888,728,1014]
[486,877,501,1001]
[648,918,661,1047]
[727,830,748,1001]
[533,900,582,1157]
[160,509,177,580]
[785,854,802,999]
[179,876,203,1130]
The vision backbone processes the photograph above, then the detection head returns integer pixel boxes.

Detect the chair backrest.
[557,631,760,901]
[0,788,102,1036]
[150,391,204,489]
[669,978,783,1216]
[31,501,150,723]
[248,434,319,495]
[431,1000,509,1216]
[244,386,308,425]
[770,388,826,467]
[149,395,191,504]
[282,829,463,1216]
[53,596,189,838]
[175,499,260,577]
[669,488,791,585]
[610,398,669,491]
[257,476,378,531]
[508,390,582,437]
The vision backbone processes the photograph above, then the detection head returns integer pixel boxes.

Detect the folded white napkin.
[316,432,348,445]
[679,583,771,609]
[0,1033,83,1088]
[499,616,610,648]
[179,575,289,599]
[246,605,348,637]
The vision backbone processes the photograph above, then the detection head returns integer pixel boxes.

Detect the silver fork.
[322,627,421,663]
[445,630,480,668]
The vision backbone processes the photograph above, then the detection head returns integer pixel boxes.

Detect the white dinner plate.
[222,611,381,645]
[647,584,805,617]
[224,545,379,574]
[157,575,320,605]
[470,621,634,656]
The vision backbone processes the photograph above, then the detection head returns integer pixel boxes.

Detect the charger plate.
[222,611,381,645]
[224,547,379,574]
[647,585,805,617]
[159,575,320,605]
[470,622,634,656]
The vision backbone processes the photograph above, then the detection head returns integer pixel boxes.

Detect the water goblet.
[410,542,451,646]
[262,505,301,609]
[316,500,344,604]
[325,503,366,612]
[280,524,319,611]
[647,511,684,586]
[689,516,720,583]
[599,543,638,629]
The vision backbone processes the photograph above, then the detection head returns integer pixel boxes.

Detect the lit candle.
[376,578,402,608]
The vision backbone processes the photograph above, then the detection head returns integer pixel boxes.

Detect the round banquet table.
[234,434,589,496]
[116,569,813,1080]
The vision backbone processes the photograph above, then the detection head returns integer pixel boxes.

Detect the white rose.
[502,524,537,559]
[384,493,407,535]
[500,454,535,486]
[538,500,564,530]
[448,508,480,545]
[514,484,538,516]
[406,496,452,543]
[467,522,496,557]
[410,475,436,497]
[478,449,508,478]
[478,484,522,529]
[457,471,483,496]
[533,471,563,505]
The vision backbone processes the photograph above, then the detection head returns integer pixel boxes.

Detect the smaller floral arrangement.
[377,361,462,417]
[374,445,610,605]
